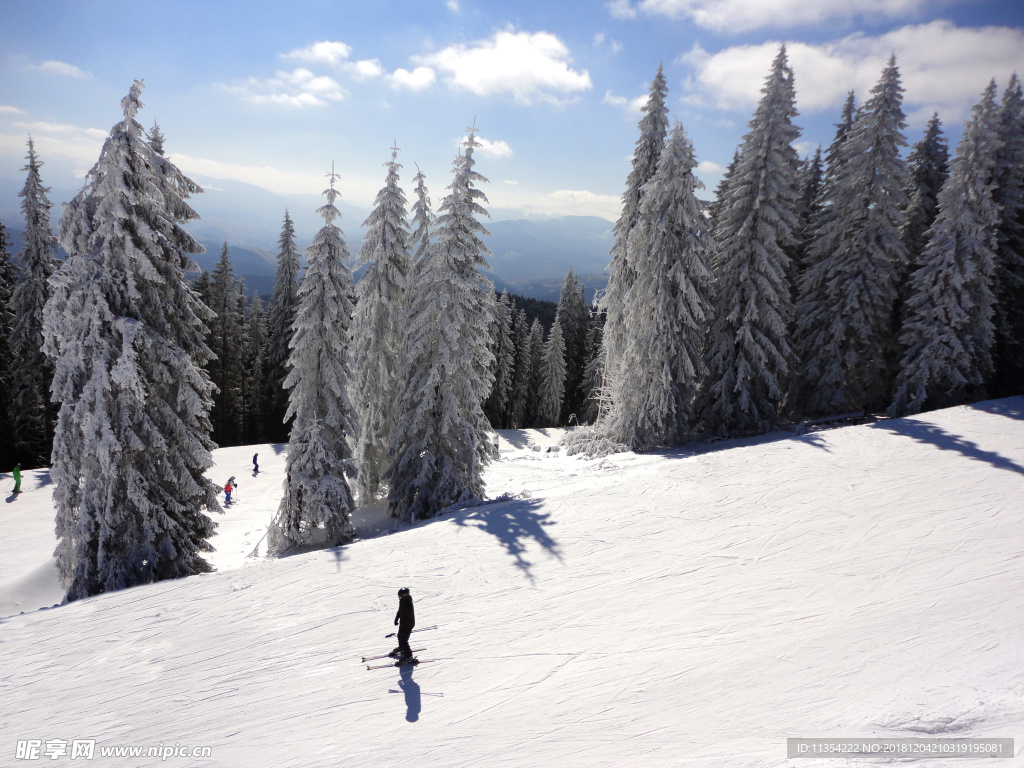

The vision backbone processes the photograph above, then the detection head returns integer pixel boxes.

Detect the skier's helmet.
[397,587,410,597]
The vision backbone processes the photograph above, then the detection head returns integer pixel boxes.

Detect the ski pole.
[386,624,437,638]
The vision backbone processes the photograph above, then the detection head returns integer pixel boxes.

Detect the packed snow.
[1,399,1023,766]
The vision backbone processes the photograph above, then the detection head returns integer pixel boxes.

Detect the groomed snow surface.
[1,399,1022,767]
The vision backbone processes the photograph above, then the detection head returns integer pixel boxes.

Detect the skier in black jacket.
[392,587,415,660]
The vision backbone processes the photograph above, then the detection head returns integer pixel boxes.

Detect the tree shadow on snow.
[450,498,561,583]
[871,417,1024,477]
[497,430,534,450]
[968,396,1024,421]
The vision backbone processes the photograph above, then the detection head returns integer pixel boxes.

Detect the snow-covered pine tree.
[0,220,15,470]
[204,243,245,446]
[386,124,495,521]
[699,46,800,437]
[600,65,669,396]
[708,150,740,236]
[350,143,412,503]
[506,307,532,429]
[556,268,591,424]
[793,146,823,284]
[606,121,714,449]
[991,75,1024,396]
[9,138,59,467]
[902,114,949,278]
[484,290,515,428]
[537,317,567,428]
[889,81,1004,416]
[409,162,434,272]
[267,165,356,554]
[525,318,545,427]
[579,311,605,425]
[241,296,267,444]
[794,56,910,417]
[147,120,165,156]
[265,210,302,442]
[43,80,218,601]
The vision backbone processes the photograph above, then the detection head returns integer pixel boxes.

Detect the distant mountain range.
[1,175,614,304]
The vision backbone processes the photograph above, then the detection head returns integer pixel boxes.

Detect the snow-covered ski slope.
[1,399,1022,767]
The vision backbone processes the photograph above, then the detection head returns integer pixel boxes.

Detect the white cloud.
[414,29,592,105]
[622,0,933,33]
[345,59,384,80]
[171,153,381,199]
[682,22,1024,122]
[281,41,353,67]
[603,90,647,117]
[30,60,92,79]
[524,189,621,220]
[607,0,637,19]
[222,68,346,108]
[474,137,514,159]
[0,121,107,176]
[447,0,460,11]
[0,105,27,115]
[503,179,519,185]
[389,66,437,91]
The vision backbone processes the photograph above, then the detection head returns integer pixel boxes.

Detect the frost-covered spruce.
[600,65,669,394]
[204,243,245,446]
[242,296,267,444]
[556,268,591,423]
[9,138,59,467]
[890,81,1003,417]
[607,122,714,449]
[0,221,16,470]
[699,46,800,437]
[902,114,949,277]
[386,126,495,521]
[268,167,356,555]
[265,210,302,442]
[43,81,218,601]
[537,318,567,428]
[506,308,532,429]
[350,144,412,503]
[579,313,605,425]
[409,163,434,273]
[484,290,515,428]
[794,56,910,417]
[526,318,545,427]
[991,75,1024,395]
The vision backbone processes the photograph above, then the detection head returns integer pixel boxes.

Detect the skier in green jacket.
[12,464,21,494]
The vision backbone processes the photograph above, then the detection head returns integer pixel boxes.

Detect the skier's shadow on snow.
[871,414,1024,476]
[451,499,560,582]
[5,493,17,503]
[395,664,421,722]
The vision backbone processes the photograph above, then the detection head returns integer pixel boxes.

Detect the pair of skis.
[365,625,439,670]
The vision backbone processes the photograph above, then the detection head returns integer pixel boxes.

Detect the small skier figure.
[224,476,237,504]
[391,587,416,662]
[12,463,21,494]
[252,453,259,475]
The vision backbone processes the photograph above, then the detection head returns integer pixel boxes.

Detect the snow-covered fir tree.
[793,146,823,283]
[506,307,532,429]
[991,74,1024,395]
[268,165,356,554]
[699,46,800,437]
[794,56,910,416]
[265,210,302,442]
[526,318,546,427]
[484,290,515,428]
[147,120,165,156]
[600,65,669,397]
[241,296,267,444]
[386,125,495,521]
[902,114,949,278]
[556,268,591,424]
[0,220,16,470]
[43,81,218,601]
[409,162,434,272]
[9,138,59,467]
[579,312,605,425]
[708,150,740,235]
[889,81,1004,416]
[606,122,714,449]
[201,243,246,446]
[537,318,567,428]
[350,143,412,503]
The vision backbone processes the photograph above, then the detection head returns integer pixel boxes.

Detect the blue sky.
[1,0,1023,226]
